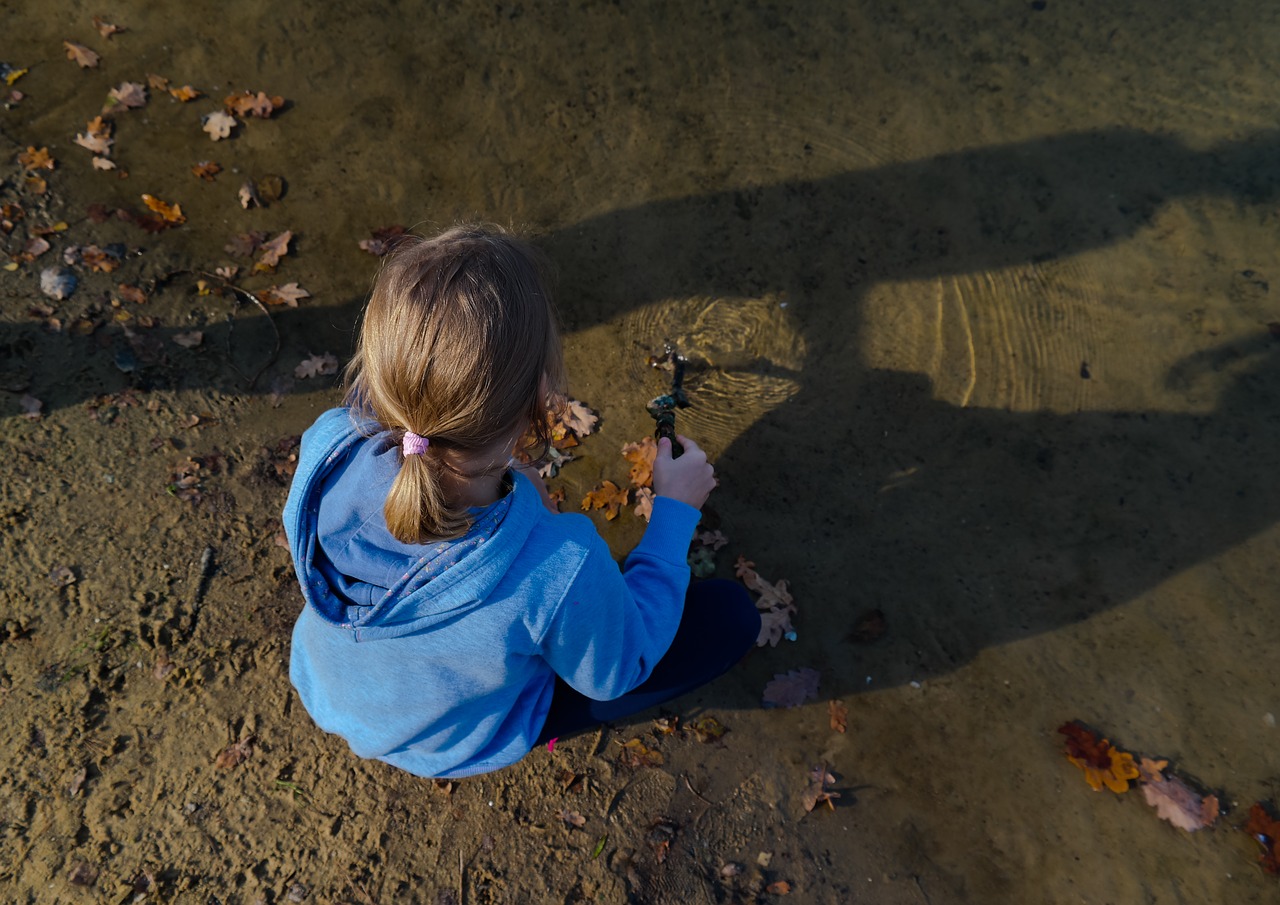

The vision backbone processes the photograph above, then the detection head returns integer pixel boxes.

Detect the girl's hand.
[653,435,715,510]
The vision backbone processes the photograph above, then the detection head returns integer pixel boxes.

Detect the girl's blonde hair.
[344,224,565,543]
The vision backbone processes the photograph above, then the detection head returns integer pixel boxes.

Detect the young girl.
[284,224,760,779]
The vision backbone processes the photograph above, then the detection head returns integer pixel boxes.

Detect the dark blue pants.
[534,578,761,745]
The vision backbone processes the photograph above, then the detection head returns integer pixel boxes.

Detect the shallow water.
[3,0,1279,902]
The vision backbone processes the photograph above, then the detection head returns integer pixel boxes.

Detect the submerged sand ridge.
[2,0,1279,901]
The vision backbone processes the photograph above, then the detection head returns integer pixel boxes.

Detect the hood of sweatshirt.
[283,408,538,641]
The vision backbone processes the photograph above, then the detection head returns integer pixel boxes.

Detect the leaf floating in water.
[1245,802,1280,874]
[294,353,338,379]
[202,111,237,141]
[63,41,100,69]
[581,480,629,521]
[40,267,77,300]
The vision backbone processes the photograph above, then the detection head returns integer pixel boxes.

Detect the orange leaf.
[581,480,629,520]
[828,699,848,733]
[18,147,54,171]
[142,194,185,224]
[766,880,791,894]
[621,436,657,488]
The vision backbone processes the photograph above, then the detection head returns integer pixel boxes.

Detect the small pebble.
[1265,712,1276,728]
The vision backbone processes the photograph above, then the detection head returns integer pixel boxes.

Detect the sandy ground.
[2,1,1280,902]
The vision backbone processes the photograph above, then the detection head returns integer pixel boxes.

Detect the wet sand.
[2,1,1279,902]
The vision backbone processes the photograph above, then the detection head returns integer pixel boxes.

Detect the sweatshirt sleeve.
[536,495,702,700]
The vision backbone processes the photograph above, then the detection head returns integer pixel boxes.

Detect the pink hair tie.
[402,430,430,456]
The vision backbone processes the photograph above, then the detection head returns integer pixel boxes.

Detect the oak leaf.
[801,764,840,813]
[763,668,820,708]
[191,161,221,181]
[1141,774,1218,832]
[63,41,100,68]
[693,529,728,550]
[92,16,124,38]
[828,700,848,733]
[224,90,284,118]
[1245,802,1280,874]
[582,480,629,520]
[1059,722,1140,793]
[616,737,663,768]
[255,230,293,271]
[202,111,237,141]
[621,436,657,488]
[142,194,185,224]
[557,398,599,439]
[19,146,54,170]
[74,116,113,155]
[633,486,654,521]
[106,81,147,110]
[294,352,338,379]
[225,230,266,256]
[260,282,310,307]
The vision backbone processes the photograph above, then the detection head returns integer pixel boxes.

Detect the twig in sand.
[682,773,715,806]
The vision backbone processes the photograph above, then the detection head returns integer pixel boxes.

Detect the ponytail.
[384,442,472,543]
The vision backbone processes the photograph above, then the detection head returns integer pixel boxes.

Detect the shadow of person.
[533,125,1280,697]
[6,127,1277,702]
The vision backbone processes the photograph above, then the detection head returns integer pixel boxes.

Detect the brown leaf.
[1141,774,1219,832]
[170,84,201,102]
[762,668,820,709]
[74,116,113,155]
[63,41,100,69]
[224,90,285,118]
[615,737,663,768]
[294,353,339,379]
[828,700,848,733]
[238,181,261,209]
[18,146,54,170]
[766,880,791,895]
[118,284,147,304]
[67,765,88,797]
[106,81,147,110]
[260,282,310,307]
[214,735,255,770]
[582,480,630,520]
[172,331,203,349]
[91,156,116,171]
[68,860,99,886]
[225,230,267,256]
[688,715,727,743]
[191,160,221,181]
[800,764,840,813]
[560,398,599,437]
[359,225,408,256]
[621,436,657,488]
[693,529,728,550]
[633,486,655,522]
[92,16,125,38]
[255,230,293,271]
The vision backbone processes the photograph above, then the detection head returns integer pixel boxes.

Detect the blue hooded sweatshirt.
[284,408,701,778]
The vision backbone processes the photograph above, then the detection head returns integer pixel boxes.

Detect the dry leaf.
[1058,722,1140,793]
[191,161,221,181]
[260,282,310,307]
[800,764,840,813]
[736,555,798,646]
[294,353,338,379]
[63,41,100,68]
[255,230,292,271]
[91,156,116,171]
[1245,803,1280,874]
[202,111,237,141]
[172,331,203,349]
[560,398,599,437]
[621,436,657,488]
[633,486,655,521]
[1141,775,1219,832]
[766,880,792,895]
[225,230,266,256]
[214,735,255,770]
[19,394,43,419]
[170,84,201,101]
[118,284,147,304]
[616,737,663,768]
[763,668,820,709]
[18,146,54,170]
[106,81,147,110]
[688,715,727,743]
[67,765,88,797]
[828,700,848,733]
[40,267,77,300]
[74,116,113,155]
[22,236,50,260]
[582,480,630,520]
[142,193,185,224]
[1137,756,1168,784]
[68,860,99,886]
[92,16,124,38]
[558,809,586,829]
[359,225,408,256]
[224,89,284,118]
